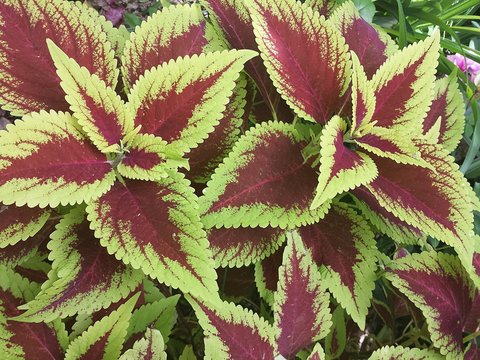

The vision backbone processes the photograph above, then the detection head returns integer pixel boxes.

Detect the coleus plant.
[0,0,479,359]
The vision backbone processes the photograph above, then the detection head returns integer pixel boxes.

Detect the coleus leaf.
[47,40,133,153]
[0,0,117,116]
[187,74,252,182]
[204,0,289,119]
[274,231,332,358]
[87,170,219,299]
[0,111,115,208]
[0,221,54,268]
[329,1,397,78]
[311,115,377,209]
[368,346,443,359]
[75,1,128,57]
[370,32,440,132]
[364,143,475,261]
[15,207,143,323]
[187,296,276,360]
[65,293,140,360]
[422,75,465,152]
[200,121,330,229]
[68,283,148,341]
[255,244,284,306]
[117,134,186,181]
[119,328,166,360]
[127,49,256,154]
[325,306,347,359]
[385,251,475,358]
[247,0,351,123]
[348,53,430,168]
[307,343,326,360]
[0,266,63,360]
[122,3,223,91]
[207,226,286,268]
[354,125,429,168]
[0,205,50,248]
[304,0,336,17]
[350,52,376,135]
[352,188,423,245]
[125,295,180,345]
[299,203,379,330]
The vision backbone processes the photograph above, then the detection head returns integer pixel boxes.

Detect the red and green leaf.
[307,343,326,360]
[200,121,330,229]
[87,170,218,300]
[386,251,475,358]
[122,3,224,91]
[187,74,252,183]
[255,245,284,306]
[422,75,465,152]
[0,0,117,116]
[0,221,54,268]
[16,207,143,323]
[350,52,376,135]
[299,203,379,329]
[0,205,50,248]
[329,1,397,78]
[64,293,139,360]
[207,226,286,268]
[305,0,336,17]
[325,306,347,359]
[354,126,429,167]
[0,266,64,360]
[0,111,115,208]
[364,143,475,260]
[118,134,187,182]
[127,50,256,154]
[119,328,166,360]
[369,346,443,359]
[274,231,332,358]
[204,0,290,119]
[188,296,276,360]
[47,40,133,153]
[352,187,424,245]
[312,116,377,209]
[369,33,440,132]
[247,0,351,123]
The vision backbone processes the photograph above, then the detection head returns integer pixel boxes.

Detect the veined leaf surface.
[122,3,223,90]
[300,203,379,329]
[87,171,218,299]
[247,0,351,123]
[127,50,256,153]
[200,121,330,229]
[0,0,117,116]
[0,111,115,208]
[274,232,332,358]
[16,207,143,323]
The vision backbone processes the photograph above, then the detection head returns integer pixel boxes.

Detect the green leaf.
[126,295,180,344]
[368,346,443,359]
[119,328,166,360]
[65,293,140,360]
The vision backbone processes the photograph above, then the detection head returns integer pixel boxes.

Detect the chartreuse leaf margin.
[200,121,331,229]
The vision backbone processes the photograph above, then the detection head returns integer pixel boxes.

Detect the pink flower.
[448,54,480,83]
